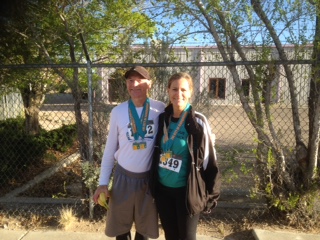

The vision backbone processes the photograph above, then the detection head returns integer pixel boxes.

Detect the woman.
[150,72,221,240]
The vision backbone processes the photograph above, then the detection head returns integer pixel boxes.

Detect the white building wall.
[176,45,312,107]
[98,45,312,107]
[0,89,24,120]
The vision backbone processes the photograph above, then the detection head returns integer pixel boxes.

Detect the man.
[93,66,165,240]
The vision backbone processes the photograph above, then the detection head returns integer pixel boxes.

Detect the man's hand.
[93,185,110,204]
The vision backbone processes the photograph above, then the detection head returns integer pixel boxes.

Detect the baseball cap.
[124,66,150,80]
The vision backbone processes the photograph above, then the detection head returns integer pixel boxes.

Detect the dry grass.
[29,214,46,228]
[58,207,77,230]
[1,208,320,240]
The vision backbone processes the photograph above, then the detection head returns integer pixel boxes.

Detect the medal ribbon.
[128,98,150,140]
[163,103,190,152]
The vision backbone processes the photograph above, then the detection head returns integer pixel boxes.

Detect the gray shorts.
[105,164,159,238]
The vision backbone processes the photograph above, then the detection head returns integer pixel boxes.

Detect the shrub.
[0,118,47,185]
[39,124,77,152]
[0,118,77,186]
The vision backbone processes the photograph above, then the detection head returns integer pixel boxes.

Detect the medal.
[128,98,150,150]
[160,153,166,163]
[165,151,172,159]
[133,142,140,150]
[160,151,172,163]
[139,141,147,149]
[133,141,147,150]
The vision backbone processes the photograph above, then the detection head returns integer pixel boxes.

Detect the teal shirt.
[158,118,190,188]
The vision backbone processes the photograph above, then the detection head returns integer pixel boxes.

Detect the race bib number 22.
[127,120,155,140]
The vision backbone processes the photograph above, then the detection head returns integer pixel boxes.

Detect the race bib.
[127,120,155,141]
[159,157,182,173]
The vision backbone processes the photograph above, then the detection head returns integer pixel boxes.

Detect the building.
[99,44,312,107]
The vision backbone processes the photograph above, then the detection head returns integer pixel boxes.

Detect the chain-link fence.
[0,61,310,229]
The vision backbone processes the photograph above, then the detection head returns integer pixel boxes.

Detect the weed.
[58,207,77,230]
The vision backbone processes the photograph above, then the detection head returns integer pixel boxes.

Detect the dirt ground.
[3,206,317,240]
[0,209,274,240]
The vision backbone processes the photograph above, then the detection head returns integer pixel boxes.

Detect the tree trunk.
[71,67,88,160]
[307,12,320,183]
[20,82,46,135]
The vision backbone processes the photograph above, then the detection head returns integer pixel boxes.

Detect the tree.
[308,0,320,181]
[0,0,56,135]
[0,0,156,158]
[149,0,319,224]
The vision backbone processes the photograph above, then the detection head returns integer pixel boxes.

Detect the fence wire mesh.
[0,61,311,231]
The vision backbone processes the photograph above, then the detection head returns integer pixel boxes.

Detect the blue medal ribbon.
[128,98,150,140]
[163,103,190,152]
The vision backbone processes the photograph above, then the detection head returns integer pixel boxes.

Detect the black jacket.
[150,104,221,215]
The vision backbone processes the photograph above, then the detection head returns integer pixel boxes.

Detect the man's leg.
[134,232,148,240]
[116,231,131,240]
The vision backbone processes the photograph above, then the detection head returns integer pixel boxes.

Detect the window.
[209,78,226,99]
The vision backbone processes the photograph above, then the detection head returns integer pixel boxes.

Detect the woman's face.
[167,77,191,110]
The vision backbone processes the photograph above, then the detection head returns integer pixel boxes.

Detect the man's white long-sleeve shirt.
[99,99,165,186]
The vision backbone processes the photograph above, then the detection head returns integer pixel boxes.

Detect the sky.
[141,1,316,47]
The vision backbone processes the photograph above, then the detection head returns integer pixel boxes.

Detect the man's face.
[126,73,151,100]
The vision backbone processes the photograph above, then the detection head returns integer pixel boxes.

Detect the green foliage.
[109,69,129,103]
[221,149,240,184]
[220,147,253,184]
[81,161,100,190]
[39,124,77,152]
[259,147,306,213]
[0,118,77,185]
[0,118,47,185]
[57,82,70,94]
[52,181,68,199]
[267,148,276,169]
[81,161,115,192]
[269,192,301,212]
[250,144,320,226]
